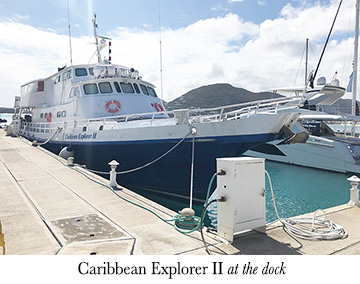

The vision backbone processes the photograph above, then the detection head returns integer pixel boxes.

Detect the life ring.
[46,113,52,122]
[105,100,121,113]
[154,103,164,112]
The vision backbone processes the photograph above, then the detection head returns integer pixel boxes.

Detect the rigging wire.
[309,0,343,88]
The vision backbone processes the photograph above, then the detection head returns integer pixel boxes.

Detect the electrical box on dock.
[217,157,266,243]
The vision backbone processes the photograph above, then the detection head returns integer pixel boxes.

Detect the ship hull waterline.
[34,132,279,202]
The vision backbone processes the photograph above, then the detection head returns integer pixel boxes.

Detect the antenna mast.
[67,0,73,65]
[92,14,102,64]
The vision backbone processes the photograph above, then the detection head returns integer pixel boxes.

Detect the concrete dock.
[1,130,360,255]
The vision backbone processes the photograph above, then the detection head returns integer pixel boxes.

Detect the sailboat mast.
[352,0,360,118]
[305,38,309,86]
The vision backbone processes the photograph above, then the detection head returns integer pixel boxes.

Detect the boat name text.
[65,133,97,140]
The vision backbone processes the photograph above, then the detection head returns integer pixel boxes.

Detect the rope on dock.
[31,127,62,146]
[266,170,348,241]
[84,129,193,175]
[29,139,211,237]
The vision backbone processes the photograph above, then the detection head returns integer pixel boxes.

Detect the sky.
[0,0,358,107]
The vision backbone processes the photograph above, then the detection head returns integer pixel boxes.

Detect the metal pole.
[352,0,360,136]
[305,38,309,86]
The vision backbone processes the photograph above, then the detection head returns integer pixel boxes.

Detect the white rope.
[84,130,193,175]
[265,170,347,240]
[189,132,195,209]
[32,127,62,146]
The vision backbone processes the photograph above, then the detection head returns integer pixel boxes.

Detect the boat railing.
[19,95,301,135]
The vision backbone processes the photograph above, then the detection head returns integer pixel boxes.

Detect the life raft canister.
[46,113,52,122]
[154,103,164,112]
[105,100,121,113]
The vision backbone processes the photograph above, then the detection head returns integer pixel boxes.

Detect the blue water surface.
[129,160,352,224]
[264,161,350,223]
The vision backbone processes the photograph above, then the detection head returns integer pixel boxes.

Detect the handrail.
[19,95,302,132]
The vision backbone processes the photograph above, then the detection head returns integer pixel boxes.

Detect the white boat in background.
[244,77,360,174]
[7,16,304,201]
[244,110,360,174]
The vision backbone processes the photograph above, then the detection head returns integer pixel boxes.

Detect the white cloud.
[0,1,357,107]
[6,14,31,22]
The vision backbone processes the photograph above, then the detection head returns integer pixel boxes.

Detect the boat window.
[148,87,157,97]
[114,82,121,93]
[57,111,61,118]
[83,83,99,95]
[120,82,134,93]
[69,86,80,98]
[75,68,88,77]
[67,69,72,79]
[99,82,113,94]
[37,81,44,92]
[40,113,44,118]
[89,68,94,76]
[133,83,140,94]
[62,111,66,117]
[61,72,67,81]
[140,84,149,95]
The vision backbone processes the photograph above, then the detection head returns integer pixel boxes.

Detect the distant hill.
[164,83,356,115]
[164,83,282,110]
[0,107,14,113]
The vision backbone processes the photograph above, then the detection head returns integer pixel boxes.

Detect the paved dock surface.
[0,130,359,255]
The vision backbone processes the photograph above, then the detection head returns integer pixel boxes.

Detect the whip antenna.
[67,0,73,66]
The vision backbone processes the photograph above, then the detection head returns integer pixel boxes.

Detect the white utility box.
[217,157,266,243]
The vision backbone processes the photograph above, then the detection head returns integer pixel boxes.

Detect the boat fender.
[46,113,52,122]
[105,100,121,113]
[59,145,75,160]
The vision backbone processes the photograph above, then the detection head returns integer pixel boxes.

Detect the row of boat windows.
[55,70,72,84]
[83,82,157,97]
[30,128,50,134]
[54,68,93,84]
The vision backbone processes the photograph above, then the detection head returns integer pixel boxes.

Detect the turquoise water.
[264,161,350,222]
[130,160,352,224]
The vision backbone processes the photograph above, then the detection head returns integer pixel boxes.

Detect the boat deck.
[0,130,359,255]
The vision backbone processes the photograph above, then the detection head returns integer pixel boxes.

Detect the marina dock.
[1,130,360,255]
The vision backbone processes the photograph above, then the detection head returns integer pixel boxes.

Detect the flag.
[347,72,353,92]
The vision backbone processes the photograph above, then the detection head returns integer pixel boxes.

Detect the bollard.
[347,175,360,207]
[108,160,119,188]
[0,220,5,255]
[67,157,74,166]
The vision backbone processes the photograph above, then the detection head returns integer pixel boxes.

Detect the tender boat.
[8,16,303,201]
